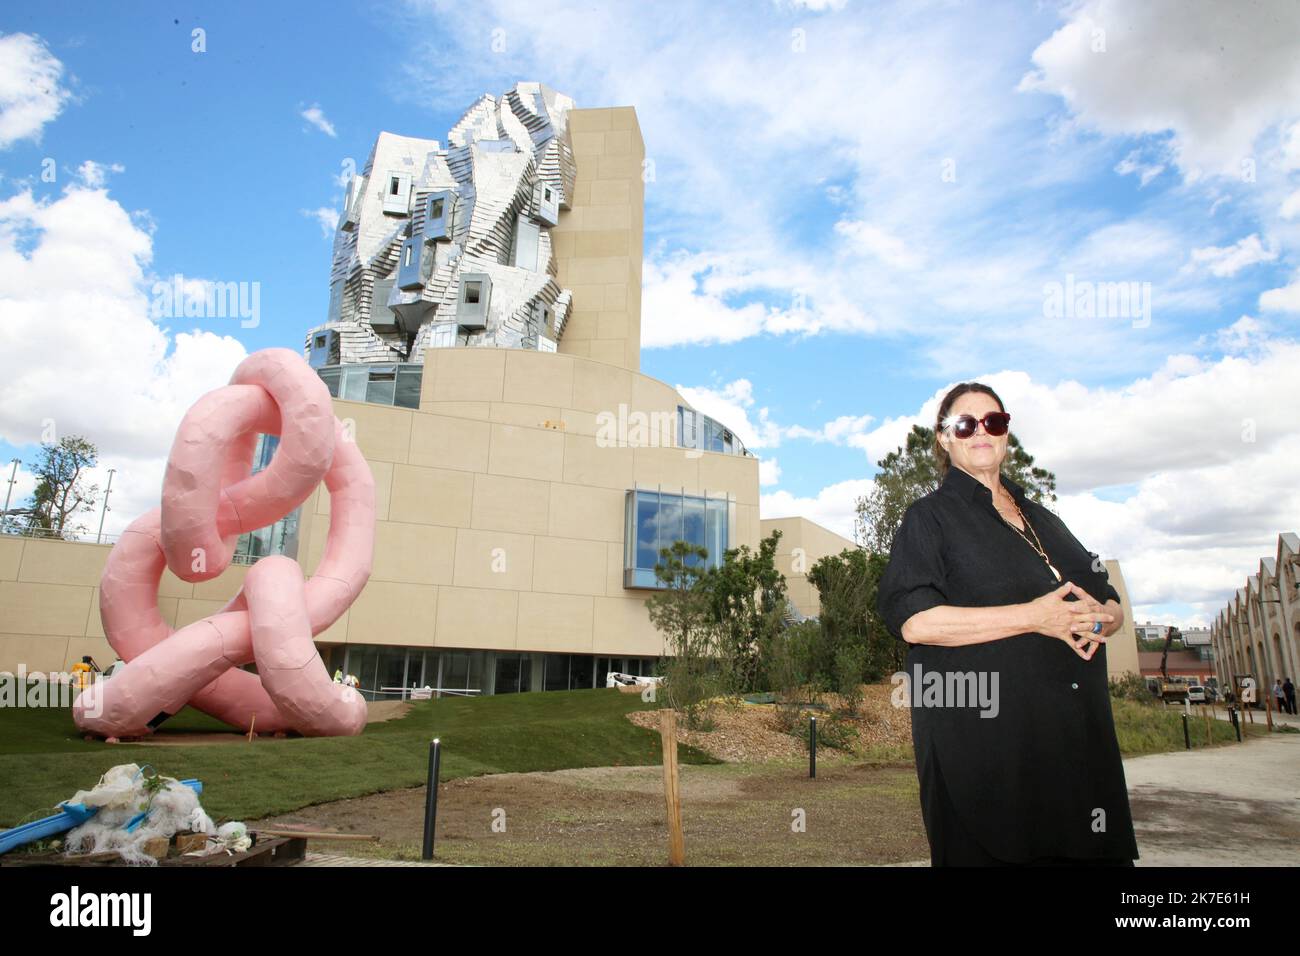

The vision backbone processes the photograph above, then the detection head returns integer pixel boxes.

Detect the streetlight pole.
[96,468,116,545]
[2,458,19,533]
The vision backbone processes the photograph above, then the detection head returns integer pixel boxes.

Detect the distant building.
[1211,533,1300,697]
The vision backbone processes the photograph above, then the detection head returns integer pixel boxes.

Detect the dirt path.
[253,756,931,866]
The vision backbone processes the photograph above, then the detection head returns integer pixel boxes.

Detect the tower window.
[464,282,481,304]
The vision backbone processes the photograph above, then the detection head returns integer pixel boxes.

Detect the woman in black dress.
[876,382,1139,866]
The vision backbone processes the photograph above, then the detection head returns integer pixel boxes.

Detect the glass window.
[341,366,368,401]
[496,654,523,694]
[707,498,727,564]
[443,652,468,691]
[636,491,659,571]
[683,494,705,565]
[366,367,397,406]
[346,645,380,700]
[378,646,406,695]
[428,198,443,219]
[625,490,729,589]
[543,654,571,691]
[464,282,481,304]
[395,366,422,408]
[570,654,594,689]
[318,366,341,397]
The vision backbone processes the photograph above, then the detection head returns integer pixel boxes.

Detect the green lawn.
[0,685,719,828]
[1111,697,1270,756]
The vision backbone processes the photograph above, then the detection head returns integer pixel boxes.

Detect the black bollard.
[1181,713,1190,750]
[422,738,442,860]
[809,715,817,779]
[1231,706,1241,742]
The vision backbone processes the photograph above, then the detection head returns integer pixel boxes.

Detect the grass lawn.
[1111,697,1272,755]
[0,685,719,828]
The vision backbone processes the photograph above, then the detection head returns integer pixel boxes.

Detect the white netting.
[61,763,242,866]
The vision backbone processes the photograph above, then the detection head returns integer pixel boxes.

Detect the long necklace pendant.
[1048,562,1062,581]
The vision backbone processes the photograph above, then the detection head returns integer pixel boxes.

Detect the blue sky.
[3,0,1300,630]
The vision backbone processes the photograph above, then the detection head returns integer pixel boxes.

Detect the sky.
[2,0,1299,632]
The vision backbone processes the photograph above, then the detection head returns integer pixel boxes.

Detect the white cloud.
[642,252,808,348]
[300,104,337,138]
[1113,148,1164,187]
[758,457,781,486]
[1282,120,1300,170]
[675,377,784,451]
[0,184,248,536]
[1259,271,1300,312]
[302,205,338,239]
[773,0,849,10]
[760,477,872,543]
[833,219,922,270]
[1019,0,1300,180]
[1196,315,1269,356]
[1188,234,1277,277]
[1280,189,1300,220]
[75,160,125,188]
[0,32,73,149]
[784,413,875,446]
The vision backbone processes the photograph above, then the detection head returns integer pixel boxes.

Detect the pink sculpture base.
[73,348,375,738]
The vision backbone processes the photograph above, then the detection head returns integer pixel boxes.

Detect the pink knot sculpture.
[73,348,375,738]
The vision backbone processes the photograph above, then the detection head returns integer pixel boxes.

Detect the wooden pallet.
[0,833,307,868]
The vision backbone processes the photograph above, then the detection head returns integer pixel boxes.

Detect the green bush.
[1109,671,1157,703]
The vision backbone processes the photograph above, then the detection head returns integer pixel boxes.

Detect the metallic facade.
[305,82,578,365]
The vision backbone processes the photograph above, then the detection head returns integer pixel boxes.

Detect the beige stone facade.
[1100,559,1141,680]
[552,107,644,372]
[759,516,858,620]
[297,347,760,661]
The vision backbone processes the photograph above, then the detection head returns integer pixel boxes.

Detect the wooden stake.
[254,829,375,841]
[659,709,685,867]
[247,714,256,743]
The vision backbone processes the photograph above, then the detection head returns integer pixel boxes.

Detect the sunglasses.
[940,411,1011,439]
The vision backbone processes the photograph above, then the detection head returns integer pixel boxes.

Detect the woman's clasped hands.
[1028,581,1115,660]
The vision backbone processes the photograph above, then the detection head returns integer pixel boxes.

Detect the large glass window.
[543,654,572,691]
[676,405,750,457]
[495,653,532,694]
[317,363,423,409]
[624,489,731,589]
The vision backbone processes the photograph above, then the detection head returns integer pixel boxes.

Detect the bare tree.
[26,436,100,537]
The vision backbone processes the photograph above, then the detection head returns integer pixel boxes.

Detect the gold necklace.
[997,498,1062,582]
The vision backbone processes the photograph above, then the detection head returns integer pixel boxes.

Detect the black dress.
[875,464,1139,866]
